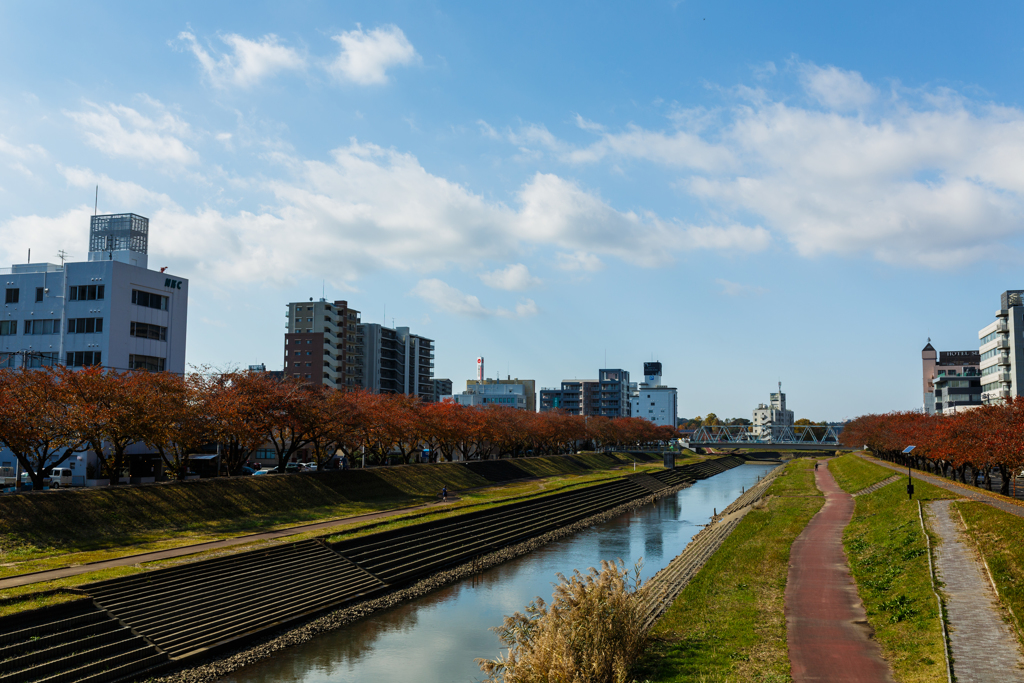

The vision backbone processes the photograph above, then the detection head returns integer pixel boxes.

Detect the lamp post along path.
[903,445,916,499]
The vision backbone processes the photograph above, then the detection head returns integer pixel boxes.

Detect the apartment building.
[0,213,188,374]
[360,324,435,401]
[921,342,981,413]
[433,378,453,402]
[977,290,1024,405]
[539,368,631,417]
[284,299,363,389]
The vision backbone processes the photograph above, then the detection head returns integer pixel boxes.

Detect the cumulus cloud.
[413,279,490,317]
[411,279,537,318]
[479,263,541,290]
[64,100,198,164]
[555,251,604,272]
[0,207,94,268]
[799,63,877,111]
[502,62,1024,267]
[328,25,418,85]
[59,166,179,210]
[178,31,305,88]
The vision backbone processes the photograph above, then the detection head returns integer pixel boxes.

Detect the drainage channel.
[217,462,777,683]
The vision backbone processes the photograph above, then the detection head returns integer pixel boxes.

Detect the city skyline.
[1,1,1022,420]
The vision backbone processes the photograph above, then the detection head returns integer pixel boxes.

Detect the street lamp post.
[903,445,916,500]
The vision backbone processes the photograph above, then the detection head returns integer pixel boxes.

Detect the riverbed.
[219,462,777,683]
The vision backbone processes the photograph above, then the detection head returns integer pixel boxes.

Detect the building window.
[130,321,167,341]
[131,289,168,310]
[27,352,58,368]
[5,289,18,304]
[24,319,61,335]
[69,285,105,301]
[128,354,165,372]
[0,321,15,336]
[67,351,102,367]
[68,318,104,334]
[35,287,44,302]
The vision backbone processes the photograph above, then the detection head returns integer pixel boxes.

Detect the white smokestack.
[477,356,484,382]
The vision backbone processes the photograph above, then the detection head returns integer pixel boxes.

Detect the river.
[219,462,777,683]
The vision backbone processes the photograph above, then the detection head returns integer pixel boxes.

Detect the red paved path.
[785,462,894,683]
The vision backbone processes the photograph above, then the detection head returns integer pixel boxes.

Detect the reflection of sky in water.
[218,463,776,683]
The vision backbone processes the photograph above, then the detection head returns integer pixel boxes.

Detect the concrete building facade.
[752,384,795,437]
[468,377,536,412]
[360,324,435,401]
[284,299,363,388]
[629,362,678,427]
[0,213,188,374]
[539,369,631,417]
[922,342,981,414]
[977,291,1024,405]
[450,382,528,409]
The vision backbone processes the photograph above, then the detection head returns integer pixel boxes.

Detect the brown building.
[284,299,363,389]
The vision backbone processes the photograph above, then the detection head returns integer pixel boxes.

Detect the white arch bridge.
[688,424,846,450]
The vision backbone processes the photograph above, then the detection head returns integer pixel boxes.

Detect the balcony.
[998,353,1011,366]
[997,337,1010,350]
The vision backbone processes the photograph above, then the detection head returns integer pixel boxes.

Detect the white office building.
[977,290,1024,405]
[447,382,529,409]
[752,383,795,437]
[1,213,188,373]
[629,362,678,427]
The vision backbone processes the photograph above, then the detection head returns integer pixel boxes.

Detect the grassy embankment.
[633,458,823,682]
[0,451,691,615]
[829,453,953,683]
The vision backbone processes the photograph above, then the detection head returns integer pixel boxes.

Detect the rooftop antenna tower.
[56,250,69,266]
[94,186,98,216]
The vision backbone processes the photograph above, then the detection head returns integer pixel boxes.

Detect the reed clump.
[477,559,649,683]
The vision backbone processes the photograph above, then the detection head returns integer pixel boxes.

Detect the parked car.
[49,468,74,488]
[305,463,317,472]
[284,462,305,473]
[238,466,257,476]
[255,466,283,475]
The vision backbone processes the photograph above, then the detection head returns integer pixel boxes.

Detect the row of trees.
[0,367,678,490]
[842,399,1024,495]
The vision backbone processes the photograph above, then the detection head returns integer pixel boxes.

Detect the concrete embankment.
[0,457,746,683]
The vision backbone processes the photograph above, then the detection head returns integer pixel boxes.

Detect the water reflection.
[218,463,775,683]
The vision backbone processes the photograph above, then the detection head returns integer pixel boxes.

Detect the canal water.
[219,462,777,683]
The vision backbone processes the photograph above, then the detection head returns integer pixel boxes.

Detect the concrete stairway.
[85,540,383,660]
[0,600,166,683]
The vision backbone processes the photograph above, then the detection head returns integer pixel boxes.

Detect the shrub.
[477,559,648,683]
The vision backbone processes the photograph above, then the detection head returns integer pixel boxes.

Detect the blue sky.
[1,1,1022,421]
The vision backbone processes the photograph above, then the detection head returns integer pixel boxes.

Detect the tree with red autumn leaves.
[842,399,1024,495]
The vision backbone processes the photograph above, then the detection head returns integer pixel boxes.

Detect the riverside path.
[928,499,1024,682]
[785,461,895,683]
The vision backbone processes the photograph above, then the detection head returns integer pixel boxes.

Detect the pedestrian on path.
[814,461,819,471]
[441,485,447,503]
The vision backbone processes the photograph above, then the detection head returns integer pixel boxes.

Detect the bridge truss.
[688,424,845,446]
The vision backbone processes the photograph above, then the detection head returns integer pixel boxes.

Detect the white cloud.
[328,25,418,85]
[178,31,305,88]
[493,62,1024,268]
[64,100,198,165]
[716,279,767,297]
[479,263,541,291]
[412,279,538,318]
[0,137,45,161]
[0,207,94,268]
[413,279,490,317]
[555,251,604,272]
[799,64,876,111]
[59,166,179,210]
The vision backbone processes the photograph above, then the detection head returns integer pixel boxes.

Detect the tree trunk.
[1000,464,1011,496]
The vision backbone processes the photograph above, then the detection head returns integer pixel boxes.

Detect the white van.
[50,468,74,488]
